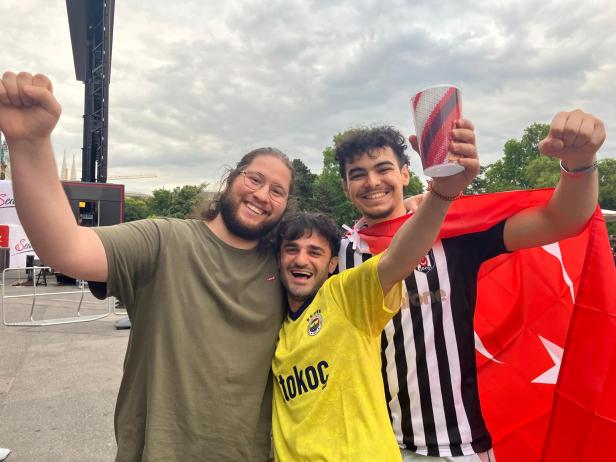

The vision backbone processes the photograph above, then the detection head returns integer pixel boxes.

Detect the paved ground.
[0,279,128,461]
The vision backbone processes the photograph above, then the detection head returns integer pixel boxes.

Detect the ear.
[328,256,339,274]
[401,164,410,187]
[341,179,350,199]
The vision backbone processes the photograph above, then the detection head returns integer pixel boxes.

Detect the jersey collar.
[287,294,316,321]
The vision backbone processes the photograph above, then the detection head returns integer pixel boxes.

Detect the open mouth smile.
[290,269,313,281]
[244,202,266,215]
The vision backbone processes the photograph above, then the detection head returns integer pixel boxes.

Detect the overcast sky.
[2,0,615,194]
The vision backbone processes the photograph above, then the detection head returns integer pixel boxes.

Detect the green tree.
[312,145,358,226]
[123,196,150,222]
[149,188,173,217]
[484,123,550,192]
[291,158,317,212]
[465,165,489,195]
[599,158,616,210]
[523,156,560,188]
[149,183,208,218]
[598,158,616,235]
[168,184,208,218]
[404,171,425,197]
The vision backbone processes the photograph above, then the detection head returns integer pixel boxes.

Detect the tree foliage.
[290,158,317,213]
[523,156,560,188]
[123,183,209,222]
[310,146,359,227]
[484,123,550,192]
[123,196,150,222]
[599,158,616,210]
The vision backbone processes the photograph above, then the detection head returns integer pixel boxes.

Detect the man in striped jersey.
[334,111,604,462]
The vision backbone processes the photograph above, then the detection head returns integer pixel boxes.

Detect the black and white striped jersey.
[338,220,508,457]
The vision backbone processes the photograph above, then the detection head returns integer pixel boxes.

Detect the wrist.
[559,158,598,177]
[7,137,53,156]
[427,180,462,201]
[560,155,597,171]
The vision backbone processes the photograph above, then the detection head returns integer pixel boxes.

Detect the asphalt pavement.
[0,279,128,461]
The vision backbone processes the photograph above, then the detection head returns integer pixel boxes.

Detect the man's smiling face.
[343,146,410,225]
[279,230,338,312]
[220,154,291,240]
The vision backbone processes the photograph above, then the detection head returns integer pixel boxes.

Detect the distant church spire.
[61,151,69,181]
[70,154,78,181]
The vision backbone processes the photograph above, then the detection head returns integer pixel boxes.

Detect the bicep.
[503,206,559,252]
[60,227,108,282]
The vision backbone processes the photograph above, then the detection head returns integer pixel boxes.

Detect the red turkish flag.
[356,190,616,461]
[472,198,616,461]
[541,208,616,461]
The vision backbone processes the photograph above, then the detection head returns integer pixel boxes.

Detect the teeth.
[365,191,387,199]
[292,271,312,279]
[245,203,264,215]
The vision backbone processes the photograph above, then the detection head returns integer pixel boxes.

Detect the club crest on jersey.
[307,310,323,336]
[416,250,436,274]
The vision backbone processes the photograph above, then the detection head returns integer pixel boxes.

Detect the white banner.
[8,224,37,268]
[0,180,19,225]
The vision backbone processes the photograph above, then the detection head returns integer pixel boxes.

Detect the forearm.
[9,137,83,269]
[379,192,450,291]
[545,160,598,233]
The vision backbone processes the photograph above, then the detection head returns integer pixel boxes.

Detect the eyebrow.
[282,243,327,254]
[347,160,396,177]
[307,245,326,254]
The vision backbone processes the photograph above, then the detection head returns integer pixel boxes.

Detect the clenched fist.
[0,71,61,146]
[539,109,605,169]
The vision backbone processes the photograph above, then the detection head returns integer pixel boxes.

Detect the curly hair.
[334,125,409,181]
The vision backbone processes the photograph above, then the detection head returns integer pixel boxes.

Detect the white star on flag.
[531,336,564,384]
[474,331,503,364]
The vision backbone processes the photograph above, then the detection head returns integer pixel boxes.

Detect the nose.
[366,170,381,188]
[250,184,270,204]
[293,249,310,266]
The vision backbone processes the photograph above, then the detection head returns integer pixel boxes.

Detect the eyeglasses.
[239,170,289,204]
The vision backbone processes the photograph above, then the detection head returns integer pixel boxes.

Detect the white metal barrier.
[1,266,112,326]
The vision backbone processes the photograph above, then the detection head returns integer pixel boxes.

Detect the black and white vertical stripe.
[338,222,506,457]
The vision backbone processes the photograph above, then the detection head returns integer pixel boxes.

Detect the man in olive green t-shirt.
[0,70,295,461]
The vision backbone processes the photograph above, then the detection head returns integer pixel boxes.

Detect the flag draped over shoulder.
[355,189,616,461]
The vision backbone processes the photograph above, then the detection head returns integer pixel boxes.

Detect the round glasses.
[240,170,289,204]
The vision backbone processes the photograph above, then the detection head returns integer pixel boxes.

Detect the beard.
[219,191,279,240]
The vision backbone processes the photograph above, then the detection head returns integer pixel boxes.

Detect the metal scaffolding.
[66,0,115,183]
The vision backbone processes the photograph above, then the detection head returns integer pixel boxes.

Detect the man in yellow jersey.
[271,137,478,461]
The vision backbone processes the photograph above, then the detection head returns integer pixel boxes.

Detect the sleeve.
[90,219,169,308]
[326,253,403,337]
[447,219,509,267]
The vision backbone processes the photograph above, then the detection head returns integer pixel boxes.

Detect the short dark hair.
[198,147,295,221]
[334,125,409,181]
[276,212,340,258]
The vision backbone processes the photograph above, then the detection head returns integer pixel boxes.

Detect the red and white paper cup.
[411,85,464,177]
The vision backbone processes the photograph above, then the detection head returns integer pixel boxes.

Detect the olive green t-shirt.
[94,218,284,462]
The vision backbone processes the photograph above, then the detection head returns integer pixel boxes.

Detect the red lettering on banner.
[14,238,33,253]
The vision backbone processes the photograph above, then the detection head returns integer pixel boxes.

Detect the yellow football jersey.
[272,254,403,461]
